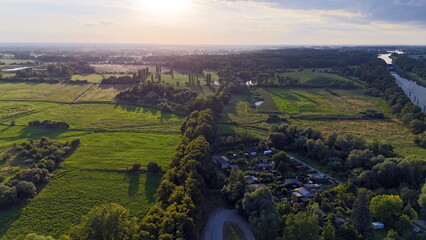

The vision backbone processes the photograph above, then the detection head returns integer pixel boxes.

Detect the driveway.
[202,208,255,240]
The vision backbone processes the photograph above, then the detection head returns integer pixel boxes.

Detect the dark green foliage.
[69,203,138,240]
[132,163,141,172]
[369,195,403,227]
[28,120,70,129]
[242,187,280,240]
[0,138,79,208]
[101,75,135,84]
[222,170,246,204]
[351,189,371,235]
[147,162,162,174]
[283,212,321,240]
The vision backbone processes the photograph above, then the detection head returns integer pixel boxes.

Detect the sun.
[142,0,191,13]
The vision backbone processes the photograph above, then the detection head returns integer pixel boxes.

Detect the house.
[217,158,229,169]
[284,179,303,186]
[229,164,240,171]
[307,172,326,179]
[245,175,258,184]
[263,150,273,155]
[292,187,314,198]
[246,149,257,156]
[211,155,223,164]
[254,163,272,172]
[212,155,229,169]
[303,183,322,190]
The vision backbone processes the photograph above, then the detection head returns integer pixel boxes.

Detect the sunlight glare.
[142,0,191,13]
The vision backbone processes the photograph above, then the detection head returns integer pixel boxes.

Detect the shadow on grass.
[0,202,25,238]
[127,172,140,197]
[145,173,162,203]
[18,126,67,140]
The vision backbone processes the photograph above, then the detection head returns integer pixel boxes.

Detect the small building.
[263,150,273,155]
[292,187,314,198]
[303,183,322,190]
[308,172,326,179]
[212,155,229,169]
[246,149,257,156]
[229,164,240,171]
[245,175,258,184]
[217,158,230,169]
[254,163,272,172]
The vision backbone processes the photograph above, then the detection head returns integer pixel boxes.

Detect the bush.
[147,162,162,173]
[132,163,141,172]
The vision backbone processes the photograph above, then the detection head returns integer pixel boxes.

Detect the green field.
[281,71,362,87]
[0,82,91,102]
[71,74,103,83]
[266,88,389,116]
[219,87,426,158]
[0,101,182,131]
[0,80,184,239]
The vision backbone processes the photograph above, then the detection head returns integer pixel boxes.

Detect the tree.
[321,219,335,240]
[395,214,412,237]
[351,189,371,235]
[147,162,162,173]
[242,187,280,240]
[221,170,246,204]
[283,212,321,240]
[132,163,141,172]
[383,229,403,240]
[69,203,138,240]
[369,195,403,227]
[272,151,291,173]
[15,180,37,199]
[25,233,56,240]
[418,182,426,208]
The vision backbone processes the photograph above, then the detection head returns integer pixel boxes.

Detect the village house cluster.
[212,148,338,202]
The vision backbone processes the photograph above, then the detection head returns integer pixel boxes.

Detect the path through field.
[202,208,255,240]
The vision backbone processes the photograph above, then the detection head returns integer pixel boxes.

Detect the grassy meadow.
[220,86,426,158]
[0,82,91,102]
[0,79,184,239]
[280,71,362,87]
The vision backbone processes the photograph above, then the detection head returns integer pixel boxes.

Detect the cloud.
[215,0,426,26]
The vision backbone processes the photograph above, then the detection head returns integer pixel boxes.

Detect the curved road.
[202,208,255,240]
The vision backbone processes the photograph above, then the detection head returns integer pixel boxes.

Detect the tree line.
[28,120,70,129]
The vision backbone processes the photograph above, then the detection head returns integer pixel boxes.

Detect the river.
[378,51,426,112]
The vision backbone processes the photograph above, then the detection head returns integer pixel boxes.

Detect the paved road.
[202,208,255,240]
[289,155,343,185]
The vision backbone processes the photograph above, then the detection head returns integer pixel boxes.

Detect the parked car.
[372,222,384,230]
[412,224,420,233]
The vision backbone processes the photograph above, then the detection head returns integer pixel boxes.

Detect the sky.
[1,0,426,45]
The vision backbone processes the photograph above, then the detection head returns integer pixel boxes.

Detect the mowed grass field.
[0,82,91,102]
[266,88,390,116]
[0,101,183,132]
[280,71,362,87]
[0,81,184,239]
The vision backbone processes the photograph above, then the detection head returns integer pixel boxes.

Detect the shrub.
[147,162,162,173]
[132,163,141,172]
